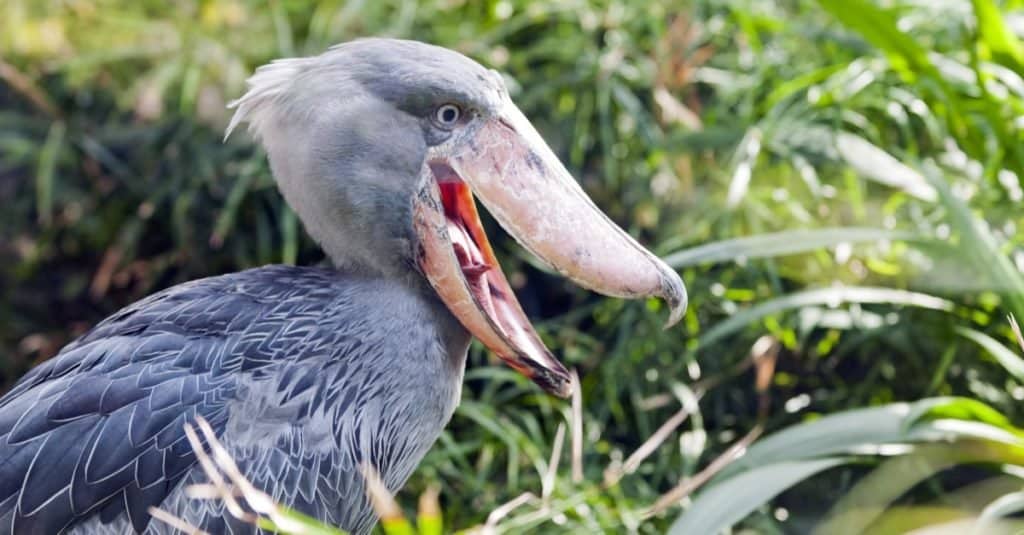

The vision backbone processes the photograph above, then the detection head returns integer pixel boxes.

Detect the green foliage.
[672,397,1024,533]
[3,0,1024,533]
[673,457,850,534]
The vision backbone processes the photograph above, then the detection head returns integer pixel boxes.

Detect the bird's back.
[0,265,467,534]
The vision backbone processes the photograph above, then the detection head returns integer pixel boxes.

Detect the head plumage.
[224,56,311,141]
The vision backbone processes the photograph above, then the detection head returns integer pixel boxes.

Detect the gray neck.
[262,130,469,357]
[260,109,424,286]
[262,127,360,268]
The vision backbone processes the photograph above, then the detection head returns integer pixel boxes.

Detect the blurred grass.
[3,0,1024,533]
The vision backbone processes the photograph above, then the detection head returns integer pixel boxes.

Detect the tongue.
[415,166,573,397]
[445,214,541,351]
[447,218,489,277]
[446,217,499,323]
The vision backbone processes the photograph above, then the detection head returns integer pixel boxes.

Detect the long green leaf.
[678,399,1024,533]
[817,441,1024,535]
[262,506,349,535]
[815,0,972,142]
[834,132,936,201]
[975,491,1024,534]
[699,286,954,347]
[668,458,847,535]
[956,327,1024,382]
[35,120,65,225]
[815,0,938,80]
[718,397,1023,481]
[972,0,1024,71]
[926,166,1024,320]
[907,396,1018,432]
[664,227,917,269]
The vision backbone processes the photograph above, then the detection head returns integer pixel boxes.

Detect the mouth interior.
[429,163,539,353]
[424,160,572,397]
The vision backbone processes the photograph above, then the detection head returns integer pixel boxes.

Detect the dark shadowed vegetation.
[3,0,1024,532]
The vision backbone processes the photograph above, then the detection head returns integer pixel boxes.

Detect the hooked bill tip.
[658,263,688,330]
[532,364,574,398]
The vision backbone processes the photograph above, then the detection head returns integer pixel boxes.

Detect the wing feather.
[0,265,446,534]
[0,266,346,534]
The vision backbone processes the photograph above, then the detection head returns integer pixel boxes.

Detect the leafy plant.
[3,0,1024,533]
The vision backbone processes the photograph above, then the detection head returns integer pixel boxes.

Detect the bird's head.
[227,38,685,398]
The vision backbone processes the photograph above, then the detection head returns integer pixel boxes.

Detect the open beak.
[413,94,686,398]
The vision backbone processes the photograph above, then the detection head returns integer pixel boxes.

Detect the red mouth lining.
[438,178,499,321]
[432,165,530,348]
[422,160,571,396]
[439,182,491,278]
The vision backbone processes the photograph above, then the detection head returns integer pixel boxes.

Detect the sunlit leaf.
[668,458,847,535]
[971,0,1024,71]
[834,132,936,201]
[700,287,954,347]
[717,398,1022,482]
[956,327,1024,382]
[815,0,938,80]
[664,227,918,268]
[817,441,1024,535]
[926,166,1024,319]
[976,491,1024,532]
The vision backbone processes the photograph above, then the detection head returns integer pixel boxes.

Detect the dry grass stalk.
[604,406,692,488]
[483,492,543,531]
[606,405,688,485]
[604,384,700,488]
[360,462,404,523]
[468,372,582,534]
[150,416,311,534]
[185,420,262,524]
[637,336,776,516]
[1010,314,1024,353]
[683,334,780,405]
[644,424,764,518]
[636,392,675,411]
[418,484,441,519]
[570,370,584,484]
[147,507,210,535]
[751,335,779,419]
[462,491,548,535]
[654,87,703,130]
[0,58,59,117]
[542,423,566,500]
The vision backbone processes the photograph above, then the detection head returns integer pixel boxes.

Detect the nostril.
[496,117,516,133]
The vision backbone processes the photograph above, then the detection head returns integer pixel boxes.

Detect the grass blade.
[956,327,1024,382]
[975,491,1024,534]
[668,457,847,535]
[664,227,917,269]
[718,397,1022,482]
[699,286,954,347]
[815,0,937,80]
[834,132,936,201]
[971,0,1024,71]
[35,120,65,225]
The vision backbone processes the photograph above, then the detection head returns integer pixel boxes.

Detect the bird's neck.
[261,132,472,356]
[264,134,420,284]
[325,254,473,367]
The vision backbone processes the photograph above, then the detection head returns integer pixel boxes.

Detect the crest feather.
[225,57,311,141]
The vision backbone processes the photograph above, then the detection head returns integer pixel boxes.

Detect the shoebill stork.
[0,38,686,534]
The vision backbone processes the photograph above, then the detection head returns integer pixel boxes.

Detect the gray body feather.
[0,265,469,534]
[0,38,506,534]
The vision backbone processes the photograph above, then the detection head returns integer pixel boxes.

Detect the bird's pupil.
[442,107,457,122]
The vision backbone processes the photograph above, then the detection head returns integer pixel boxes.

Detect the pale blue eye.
[436,104,461,125]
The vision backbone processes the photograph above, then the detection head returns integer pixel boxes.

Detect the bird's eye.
[435,104,461,127]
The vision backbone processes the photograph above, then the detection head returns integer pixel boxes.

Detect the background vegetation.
[3,0,1024,533]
